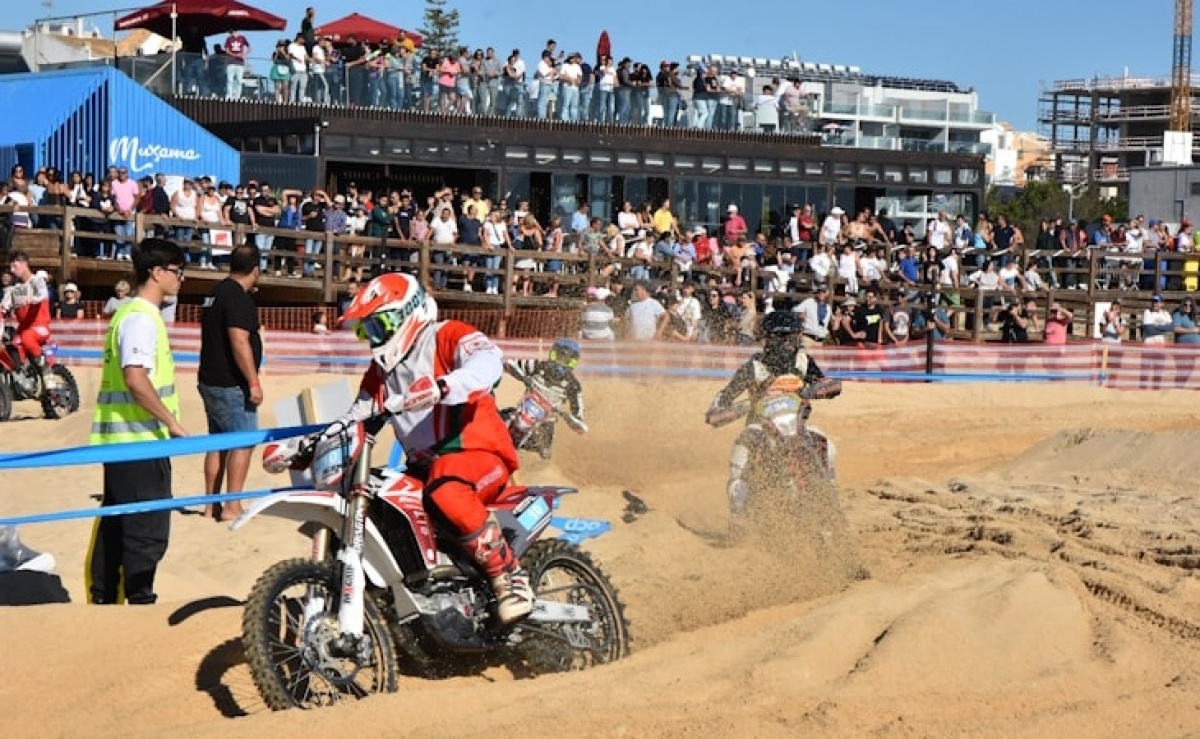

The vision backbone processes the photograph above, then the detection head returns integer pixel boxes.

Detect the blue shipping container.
[0,66,238,183]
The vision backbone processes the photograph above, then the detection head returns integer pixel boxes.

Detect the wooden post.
[322,233,336,304]
[1086,251,1097,298]
[417,240,431,289]
[133,212,145,246]
[60,206,74,279]
[503,248,515,311]
[971,287,983,342]
[1154,253,1163,294]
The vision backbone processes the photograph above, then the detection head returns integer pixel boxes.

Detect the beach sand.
[0,368,1197,737]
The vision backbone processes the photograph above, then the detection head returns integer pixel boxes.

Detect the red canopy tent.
[315,13,424,47]
[114,0,287,38]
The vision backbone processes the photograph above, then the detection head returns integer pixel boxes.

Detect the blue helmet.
[549,338,580,369]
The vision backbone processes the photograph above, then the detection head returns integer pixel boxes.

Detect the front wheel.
[41,365,79,419]
[242,558,399,711]
[509,540,630,676]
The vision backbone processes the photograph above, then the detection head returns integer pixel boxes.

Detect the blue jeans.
[386,74,404,110]
[615,88,631,123]
[255,233,274,271]
[114,221,135,259]
[663,94,681,128]
[536,80,552,118]
[198,384,259,434]
[484,254,501,292]
[595,90,614,122]
[559,84,580,121]
[579,85,593,122]
[304,238,322,277]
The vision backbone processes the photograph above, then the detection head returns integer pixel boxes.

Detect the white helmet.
[341,273,438,372]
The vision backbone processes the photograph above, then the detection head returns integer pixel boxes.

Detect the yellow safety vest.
[90,298,179,445]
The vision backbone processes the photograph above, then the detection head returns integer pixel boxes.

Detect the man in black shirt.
[197,245,263,521]
[852,287,889,347]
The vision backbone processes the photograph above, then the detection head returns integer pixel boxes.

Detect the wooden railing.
[5,204,1200,342]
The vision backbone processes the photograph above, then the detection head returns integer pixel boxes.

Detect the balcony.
[898,107,948,123]
[948,142,992,155]
[1094,166,1131,182]
[947,110,995,126]
[900,138,944,152]
[819,101,897,120]
[1096,104,1172,122]
[857,135,899,150]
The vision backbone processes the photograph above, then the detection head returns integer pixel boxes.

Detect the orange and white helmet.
[341,273,437,372]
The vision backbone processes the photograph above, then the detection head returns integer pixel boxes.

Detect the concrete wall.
[1129,166,1200,223]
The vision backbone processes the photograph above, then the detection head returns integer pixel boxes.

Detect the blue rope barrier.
[0,425,323,470]
[0,488,305,527]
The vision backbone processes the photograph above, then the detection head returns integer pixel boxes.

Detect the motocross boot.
[461,514,533,625]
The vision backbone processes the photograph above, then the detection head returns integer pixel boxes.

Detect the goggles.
[354,309,402,348]
[550,349,579,369]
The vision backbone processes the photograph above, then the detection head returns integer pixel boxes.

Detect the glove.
[385,376,446,414]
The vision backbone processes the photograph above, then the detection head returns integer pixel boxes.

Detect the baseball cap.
[334,194,346,204]
[64,282,78,293]
[727,204,738,213]
[1152,293,1163,302]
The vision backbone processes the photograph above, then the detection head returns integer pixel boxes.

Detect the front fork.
[332,441,373,641]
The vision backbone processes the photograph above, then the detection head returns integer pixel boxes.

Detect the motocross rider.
[705,310,837,521]
[324,273,533,626]
[0,252,53,384]
[503,337,585,459]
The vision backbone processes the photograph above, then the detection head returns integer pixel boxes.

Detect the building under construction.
[1038,74,1199,198]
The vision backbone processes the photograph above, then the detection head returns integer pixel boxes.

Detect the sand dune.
[1,369,1198,737]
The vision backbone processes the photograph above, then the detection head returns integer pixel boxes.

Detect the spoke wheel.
[242,558,398,710]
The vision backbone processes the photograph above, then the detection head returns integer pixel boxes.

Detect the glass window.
[859,164,880,181]
[617,151,640,167]
[779,161,800,175]
[535,147,558,165]
[761,184,787,235]
[728,157,750,172]
[883,165,904,183]
[589,176,612,223]
[833,186,855,212]
[589,150,612,167]
[754,159,775,174]
[958,168,980,185]
[908,167,929,184]
[644,153,666,167]
[805,161,826,177]
[674,155,697,170]
[504,171,531,204]
[623,176,649,210]
[472,141,499,162]
[444,142,470,161]
[412,140,439,158]
[551,174,585,221]
[385,139,412,156]
[702,156,723,172]
[263,136,281,153]
[934,168,953,185]
[505,146,530,161]
[833,162,854,180]
[322,135,350,153]
[673,179,698,227]
[562,148,585,164]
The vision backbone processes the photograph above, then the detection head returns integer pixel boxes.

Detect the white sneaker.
[491,568,534,625]
[462,284,473,292]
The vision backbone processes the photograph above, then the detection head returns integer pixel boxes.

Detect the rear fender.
[230,491,405,589]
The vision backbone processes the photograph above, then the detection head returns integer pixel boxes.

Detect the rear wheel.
[242,558,399,710]
[509,540,630,676]
[41,365,79,419]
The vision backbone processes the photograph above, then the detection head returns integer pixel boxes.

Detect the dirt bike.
[0,324,80,421]
[707,374,843,525]
[237,416,629,711]
[501,363,588,459]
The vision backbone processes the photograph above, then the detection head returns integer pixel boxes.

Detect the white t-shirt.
[429,218,458,245]
[288,41,307,74]
[675,296,702,334]
[627,298,665,340]
[819,215,841,245]
[117,298,160,376]
[309,44,326,74]
[939,255,959,286]
[928,219,950,249]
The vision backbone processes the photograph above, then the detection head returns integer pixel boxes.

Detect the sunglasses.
[160,265,185,280]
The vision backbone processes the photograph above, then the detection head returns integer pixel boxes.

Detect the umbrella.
[114,0,286,38]
[596,30,611,62]
[315,13,424,47]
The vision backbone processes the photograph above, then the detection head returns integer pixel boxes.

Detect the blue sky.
[15,0,1178,130]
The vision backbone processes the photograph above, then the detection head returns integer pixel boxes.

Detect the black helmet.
[761,310,801,336]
